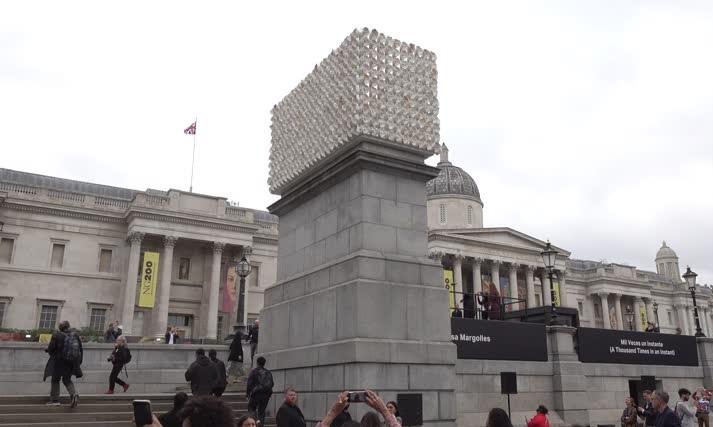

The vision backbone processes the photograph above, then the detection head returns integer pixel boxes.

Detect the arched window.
[439,204,446,224]
[467,205,473,225]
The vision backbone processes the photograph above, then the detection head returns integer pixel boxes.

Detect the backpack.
[62,332,82,362]
[254,368,274,394]
[123,347,132,364]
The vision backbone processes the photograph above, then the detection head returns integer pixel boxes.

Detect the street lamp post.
[540,241,559,325]
[683,266,705,337]
[653,301,660,329]
[235,253,252,328]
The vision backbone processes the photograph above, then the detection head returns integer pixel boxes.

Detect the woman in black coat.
[105,336,131,394]
[227,329,245,380]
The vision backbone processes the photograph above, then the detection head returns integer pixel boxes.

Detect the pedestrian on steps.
[228,326,245,382]
[247,356,274,426]
[185,348,219,396]
[158,392,188,427]
[105,335,131,394]
[247,320,259,366]
[209,349,228,397]
[44,320,83,407]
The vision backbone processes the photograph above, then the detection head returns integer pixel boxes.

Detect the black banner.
[450,318,548,361]
[577,327,699,366]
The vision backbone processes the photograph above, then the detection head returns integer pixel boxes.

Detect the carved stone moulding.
[268,27,440,194]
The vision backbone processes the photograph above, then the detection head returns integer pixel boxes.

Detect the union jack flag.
[184,121,197,135]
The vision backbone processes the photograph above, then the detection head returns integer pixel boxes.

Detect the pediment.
[432,227,571,256]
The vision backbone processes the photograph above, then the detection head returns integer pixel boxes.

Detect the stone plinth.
[261,137,456,426]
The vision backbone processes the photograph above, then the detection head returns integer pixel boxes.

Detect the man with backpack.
[247,356,274,426]
[44,320,83,407]
[105,335,131,394]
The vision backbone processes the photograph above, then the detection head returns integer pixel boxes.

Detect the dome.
[656,241,678,259]
[426,144,482,202]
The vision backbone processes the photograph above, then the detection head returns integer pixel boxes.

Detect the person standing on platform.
[653,391,682,427]
[165,326,180,344]
[276,388,305,427]
[228,327,245,382]
[185,348,219,396]
[638,390,657,427]
[44,320,82,407]
[209,349,228,397]
[247,356,274,426]
[105,335,131,394]
[104,321,117,343]
[247,320,260,366]
[462,293,476,319]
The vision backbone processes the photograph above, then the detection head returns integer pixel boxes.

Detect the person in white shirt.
[677,388,698,427]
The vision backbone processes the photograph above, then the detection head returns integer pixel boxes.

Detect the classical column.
[675,304,687,334]
[633,297,644,331]
[541,269,552,307]
[120,232,144,335]
[613,294,624,331]
[599,293,611,329]
[644,298,654,327]
[490,260,501,294]
[206,242,224,340]
[558,270,568,308]
[526,265,536,308]
[509,263,519,310]
[453,255,464,298]
[701,308,709,336]
[154,236,177,337]
[472,258,482,294]
[685,306,693,335]
[587,296,597,327]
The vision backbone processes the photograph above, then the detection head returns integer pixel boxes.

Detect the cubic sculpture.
[262,28,455,427]
[268,27,440,194]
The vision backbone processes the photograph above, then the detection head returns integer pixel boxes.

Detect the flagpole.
[190,117,197,193]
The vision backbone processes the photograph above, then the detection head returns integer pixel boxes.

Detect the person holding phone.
[318,390,402,427]
[106,335,131,394]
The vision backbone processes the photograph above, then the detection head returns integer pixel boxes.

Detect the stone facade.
[0,169,277,339]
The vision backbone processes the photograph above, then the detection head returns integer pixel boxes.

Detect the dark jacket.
[656,406,683,427]
[43,330,83,381]
[247,366,274,398]
[228,332,244,362]
[332,410,352,427]
[639,401,657,426]
[111,346,131,366]
[185,355,219,396]
[104,328,116,343]
[247,325,259,344]
[210,357,227,388]
[276,403,306,427]
[158,410,182,427]
[462,294,476,319]
[165,332,179,344]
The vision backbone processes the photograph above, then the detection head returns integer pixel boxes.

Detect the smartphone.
[133,400,152,427]
[347,391,368,403]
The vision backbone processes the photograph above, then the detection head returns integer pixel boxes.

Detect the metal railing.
[448,288,529,321]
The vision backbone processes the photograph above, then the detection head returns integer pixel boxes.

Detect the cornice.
[0,264,123,281]
[126,210,259,234]
[429,232,553,257]
[253,236,278,246]
[3,201,125,224]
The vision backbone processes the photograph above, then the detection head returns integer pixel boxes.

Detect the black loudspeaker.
[641,375,656,391]
[501,372,517,394]
[397,393,423,426]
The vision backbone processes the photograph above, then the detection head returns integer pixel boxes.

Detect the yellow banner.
[640,306,648,331]
[138,252,160,308]
[39,333,52,344]
[444,270,455,312]
[552,281,561,307]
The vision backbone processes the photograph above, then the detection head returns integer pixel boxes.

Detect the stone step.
[0,401,249,414]
[0,411,275,423]
[0,393,248,405]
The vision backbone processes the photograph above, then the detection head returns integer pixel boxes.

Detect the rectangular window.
[99,249,113,273]
[467,206,473,225]
[578,301,584,316]
[89,308,107,331]
[439,204,447,224]
[251,266,259,287]
[217,315,224,341]
[50,244,65,269]
[0,301,6,327]
[179,258,191,280]
[0,238,14,263]
[667,311,672,325]
[38,305,58,330]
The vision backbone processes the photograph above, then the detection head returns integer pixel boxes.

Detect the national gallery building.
[0,168,278,340]
[1,150,709,339]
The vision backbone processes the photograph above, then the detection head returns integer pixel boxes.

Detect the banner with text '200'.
[138,252,160,308]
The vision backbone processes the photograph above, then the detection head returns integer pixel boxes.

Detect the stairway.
[0,392,276,426]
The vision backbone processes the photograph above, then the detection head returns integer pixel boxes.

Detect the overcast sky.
[2,1,711,283]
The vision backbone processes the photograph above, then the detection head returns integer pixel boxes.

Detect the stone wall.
[0,342,246,395]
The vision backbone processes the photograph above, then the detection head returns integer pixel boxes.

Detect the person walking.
[527,405,550,427]
[185,348,219,396]
[209,349,228,397]
[247,356,274,426]
[105,335,131,394]
[44,320,82,407]
[228,327,245,382]
[158,392,188,427]
[695,389,711,427]
[638,390,658,427]
[678,389,698,427]
[276,388,306,427]
[165,326,180,344]
[622,397,638,427]
[653,391,682,427]
[247,320,260,366]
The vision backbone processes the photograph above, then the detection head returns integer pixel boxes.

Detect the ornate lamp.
[234,252,253,327]
[540,241,559,325]
[683,266,705,337]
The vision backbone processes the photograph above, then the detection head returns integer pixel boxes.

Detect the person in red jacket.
[527,406,550,427]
